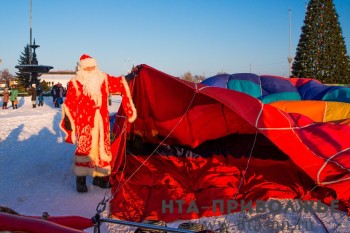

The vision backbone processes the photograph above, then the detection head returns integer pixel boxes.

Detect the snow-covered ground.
[1,96,350,233]
[0,96,116,232]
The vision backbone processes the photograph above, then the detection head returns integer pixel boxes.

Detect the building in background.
[40,70,75,89]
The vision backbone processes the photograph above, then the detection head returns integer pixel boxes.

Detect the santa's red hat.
[79,54,97,69]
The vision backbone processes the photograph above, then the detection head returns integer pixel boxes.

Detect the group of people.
[29,82,65,108]
[30,83,44,108]
[1,85,19,110]
[1,82,62,109]
[32,82,65,108]
[51,83,64,108]
[1,84,44,109]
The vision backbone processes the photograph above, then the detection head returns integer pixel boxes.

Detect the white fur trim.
[71,133,76,144]
[121,76,137,123]
[73,109,111,158]
[94,109,112,162]
[79,57,97,69]
[71,79,81,97]
[74,152,111,176]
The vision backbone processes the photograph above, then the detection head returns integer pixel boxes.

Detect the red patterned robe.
[60,74,136,177]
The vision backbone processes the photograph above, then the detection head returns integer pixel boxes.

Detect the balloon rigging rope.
[217,75,348,231]
[102,79,261,228]
[98,115,128,207]
[96,75,350,229]
[218,75,263,226]
[92,80,348,233]
[232,72,264,199]
[101,83,199,206]
[265,100,350,186]
[219,75,322,229]
[116,87,198,194]
[317,147,350,185]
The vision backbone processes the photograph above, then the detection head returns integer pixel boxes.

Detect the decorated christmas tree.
[292,0,350,84]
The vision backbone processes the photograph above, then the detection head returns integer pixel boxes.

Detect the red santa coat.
[60,74,136,177]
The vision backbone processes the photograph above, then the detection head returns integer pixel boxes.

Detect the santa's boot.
[76,176,88,193]
[93,176,111,189]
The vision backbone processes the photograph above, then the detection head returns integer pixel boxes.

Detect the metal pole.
[287,9,293,77]
[100,218,196,233]
[30,0,32,64]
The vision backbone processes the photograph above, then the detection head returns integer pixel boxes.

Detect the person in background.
[54,83,64,107]
[2,87,10,109]
[51,85,56,105]
[31,83,37,108]
[60,54,137,193]
[9,85,19,109]
[38,91,44,106]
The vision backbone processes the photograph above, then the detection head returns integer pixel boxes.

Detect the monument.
[15,40,53,85]
[15,0,53,86]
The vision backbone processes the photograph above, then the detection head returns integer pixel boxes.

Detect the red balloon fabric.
[0,213,93,233]
[109,64,350,222]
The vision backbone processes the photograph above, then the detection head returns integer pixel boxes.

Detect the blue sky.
[1,0,349,78]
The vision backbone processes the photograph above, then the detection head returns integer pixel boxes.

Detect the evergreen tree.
[16,44,31,88]
[292,0,350,84]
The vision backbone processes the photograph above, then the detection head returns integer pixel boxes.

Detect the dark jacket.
[31,87,37,101]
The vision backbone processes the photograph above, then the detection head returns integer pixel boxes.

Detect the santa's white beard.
[76,69,106,106]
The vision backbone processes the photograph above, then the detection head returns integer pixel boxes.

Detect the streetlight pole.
[29,0,33,64]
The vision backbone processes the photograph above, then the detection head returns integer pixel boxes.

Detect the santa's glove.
[132,64,142,75]
[125,72,136,81]
[125,64,143,81]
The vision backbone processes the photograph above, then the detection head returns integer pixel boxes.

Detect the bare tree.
[181,72,193,82]
[181,72,206,83]
[193,75,205,83]
[0,69,14,87]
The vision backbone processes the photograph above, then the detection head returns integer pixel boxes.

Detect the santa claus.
[60,54,137,192]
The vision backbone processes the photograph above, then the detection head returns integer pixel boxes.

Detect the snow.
[0,96,116,232]
[1,96,350,233]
